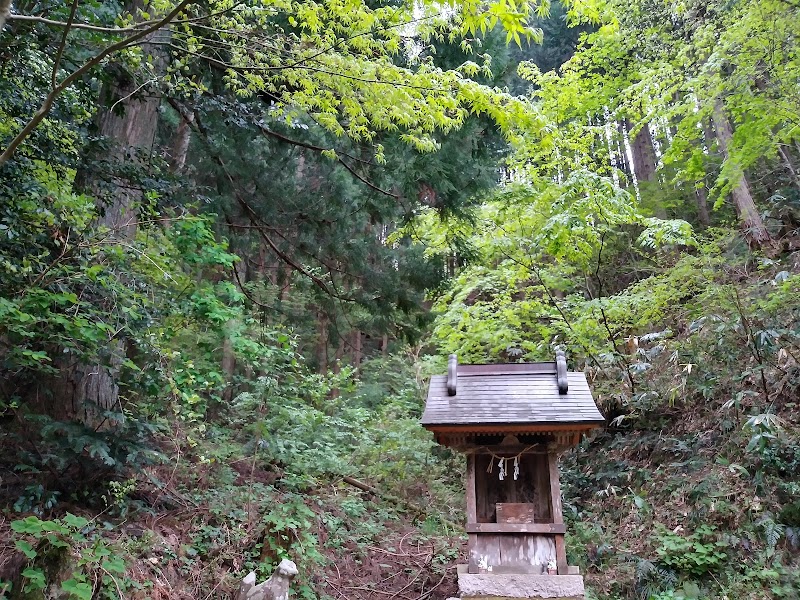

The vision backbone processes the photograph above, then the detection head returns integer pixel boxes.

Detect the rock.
[457,570,585,599]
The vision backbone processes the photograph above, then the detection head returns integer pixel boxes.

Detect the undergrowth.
[556,244,800,599]
[3,240,800,600]
[1,352,464,599]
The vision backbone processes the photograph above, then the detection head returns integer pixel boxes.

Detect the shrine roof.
[421,358,605,431]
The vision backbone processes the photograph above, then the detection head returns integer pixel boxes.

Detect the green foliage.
[654,524,728,577]
[1,199,259,491]
[756,515,785,559]
[648,584,702,600]
[1,0,558,171]
[0,191,239,395]
[229,352,461,522]
[254,495,326,575]
[0,171,106,378]
[744,414,785,455]
[11,514,127,599]
[508,0,800,239]
[2,0,800,599]
[633,557,677,600]
[425,216,708,365]
[778,502,800,528]
[233,366,361,482]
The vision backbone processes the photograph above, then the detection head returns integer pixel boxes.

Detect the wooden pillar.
[466,453,479,573]
[548,452,568,574]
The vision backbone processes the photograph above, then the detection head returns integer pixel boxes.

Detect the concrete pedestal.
[456,565,585,600]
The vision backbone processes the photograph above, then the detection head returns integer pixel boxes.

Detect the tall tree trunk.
[169,107,194,173]
[221,322,237,403]
[352,329,362,371]
[691,117,718,228]
[626,118,666,218]
[222,257,247,405]
[712,100,772,248]
[92,66,163,238]
[316,310,329,374]
[778,145,800,190]
[702,118,715,155]
[695,186,710,228]
[616,121,632,184]
[330,341,345,398]
[41,6,165,426]
[0,0,11,29]
[626,119,658,185]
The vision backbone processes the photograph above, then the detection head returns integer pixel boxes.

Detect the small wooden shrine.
[421,353,604,578]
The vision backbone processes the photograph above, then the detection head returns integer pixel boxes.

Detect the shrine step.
[457,565,585,600]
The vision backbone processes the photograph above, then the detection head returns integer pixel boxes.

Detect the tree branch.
[159,42,454,92]
[256,125,398,198]
[5,2,241,32]
[51,0,80,90]
[593,230,636,394]
[8,12,170,32]
[184,102,353,301]
[0,0,192,167]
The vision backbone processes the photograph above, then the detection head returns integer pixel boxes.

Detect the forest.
[0,0,799,598]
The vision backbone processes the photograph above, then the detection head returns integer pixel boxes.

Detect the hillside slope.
[3,247,800,600]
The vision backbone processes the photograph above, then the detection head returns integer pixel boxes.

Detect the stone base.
[456,565,585,600]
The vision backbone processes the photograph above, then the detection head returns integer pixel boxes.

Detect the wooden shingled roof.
[421,354,605,445]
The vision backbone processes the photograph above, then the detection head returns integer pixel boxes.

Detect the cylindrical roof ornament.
[556,350,568,395]
[447,354,458,396]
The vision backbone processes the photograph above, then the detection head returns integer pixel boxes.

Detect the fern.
[758,515,785,558]
[633,558,677,600]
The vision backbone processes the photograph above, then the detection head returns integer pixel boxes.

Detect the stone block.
[457,565,585,600]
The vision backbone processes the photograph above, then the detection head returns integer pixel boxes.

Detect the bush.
[654,524,728,576]
[778,502,800,528]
